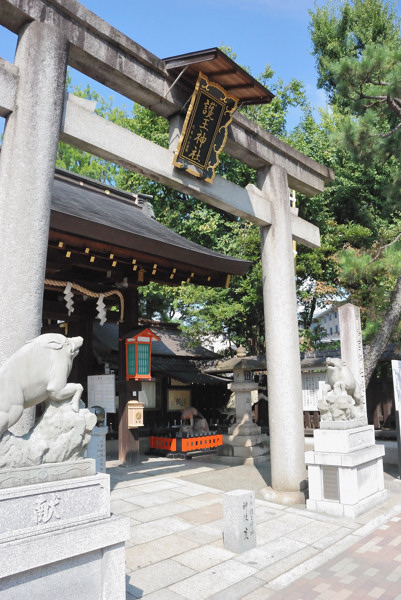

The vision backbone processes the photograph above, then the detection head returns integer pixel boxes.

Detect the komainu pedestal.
[306,425,387,518]
[0,335,129,599]
[0,460,130,600]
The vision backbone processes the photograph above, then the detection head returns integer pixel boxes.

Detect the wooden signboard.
[173,72,238,183]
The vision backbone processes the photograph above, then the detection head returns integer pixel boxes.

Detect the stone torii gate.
[0,0,334,503]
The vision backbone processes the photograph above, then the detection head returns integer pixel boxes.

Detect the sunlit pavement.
[106,455,401,599]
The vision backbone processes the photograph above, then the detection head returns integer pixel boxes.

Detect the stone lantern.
[212,347,269,465]
[228,346,260,437]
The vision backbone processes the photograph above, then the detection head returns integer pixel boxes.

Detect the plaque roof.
[163,47,274,106]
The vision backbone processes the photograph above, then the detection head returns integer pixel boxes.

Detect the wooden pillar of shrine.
[117,287,141,465]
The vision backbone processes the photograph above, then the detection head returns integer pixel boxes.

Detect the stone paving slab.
[177,493,225,510]
[256,545,319,583]
[105,456,401,599]
[177,523,224,546]
[126,534,200,570]
[137,590,187,600]
[130,501,189,523]
[178,503,223,526]
[235,537,309,571]
[129,515,193,545]
[111,498,144,514]
[126,488,188,508]
[126,558,196,598]
[169,559,259,600]
[207,576,267,600]
[174,545,234,571]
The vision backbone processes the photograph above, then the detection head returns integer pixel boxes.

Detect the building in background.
[312,306,340,342]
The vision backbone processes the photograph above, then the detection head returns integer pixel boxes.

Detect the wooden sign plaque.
[173,72,238,183]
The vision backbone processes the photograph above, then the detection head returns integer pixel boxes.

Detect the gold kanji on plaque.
[173,72,238,183]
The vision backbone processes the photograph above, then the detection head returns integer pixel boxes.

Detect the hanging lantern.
[125,328,160,381]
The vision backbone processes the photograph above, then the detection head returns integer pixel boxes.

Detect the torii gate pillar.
[259,165,307,504]
[0,22,69,432]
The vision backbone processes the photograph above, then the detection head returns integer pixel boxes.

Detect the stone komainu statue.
[319,357,363,422]
[0,334,97,468]
[325,357,361,404]
[0,334,84,439]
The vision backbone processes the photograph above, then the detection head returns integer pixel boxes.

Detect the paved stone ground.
[106,455,401,599]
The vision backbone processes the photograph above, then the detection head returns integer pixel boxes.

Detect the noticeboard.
[302,372,326,412]
[392,360,401,411]
[173,72,238,183]
[87,374,116,413]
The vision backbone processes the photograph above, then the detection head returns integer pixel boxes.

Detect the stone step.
[223,433,268,447]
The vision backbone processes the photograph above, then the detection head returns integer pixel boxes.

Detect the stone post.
[223,490,256,553]
[258,165,307,503]
[0,22,69,432]
[339,303,367,422]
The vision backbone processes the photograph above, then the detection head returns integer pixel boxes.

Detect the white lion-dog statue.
[0,333,84,439]
[318,357,364,422]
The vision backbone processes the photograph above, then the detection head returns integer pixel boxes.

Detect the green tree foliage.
[309,0,401,384]
[309,0,401,104]
[286,106,376,341]
[242,66,311,139]
[173,221,265,355]
[338,220,401,332]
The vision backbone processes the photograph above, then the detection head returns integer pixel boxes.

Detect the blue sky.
[0,0,332,128]
[1,0,400,128]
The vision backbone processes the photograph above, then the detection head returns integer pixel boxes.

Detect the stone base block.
[261,485,307,506]
[213,454,270,466]
[313,425,375,453]
[0,473,130,599]
[320,418,368,430]
[0,514,130,600]
[224,434,268,447]
[307,489,388,519]
[0,472,110,542]
[228,423,261,436]
[306,426,387,519]
[0,458,96,489]
[217,432,269,464]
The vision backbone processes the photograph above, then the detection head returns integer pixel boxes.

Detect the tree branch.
[378,121,401,139]
[366,79,388,87]
[387,96,401,117]
[368,232,401,264]
[364,99,386,109]
[360,93,387,102]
